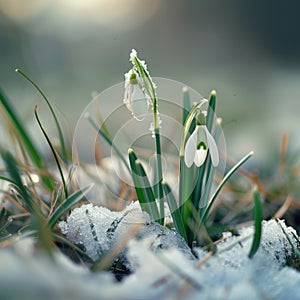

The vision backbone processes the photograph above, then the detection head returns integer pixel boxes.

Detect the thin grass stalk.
[0,89,50,187]
[199,118,223,215]
[200,151,254,225]
[16,69,68,162]
[162,182,187,242]
[48,184,94,228]
[1,150,45,220]
[34,106,68,199]
[86,114,131,173]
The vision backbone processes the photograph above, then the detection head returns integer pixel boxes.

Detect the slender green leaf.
[182,87,196,134]
[48,184,94,228]
[0,175,18,187]
[200,151,253,224]
[1,150,45,220]
[206,90,216,132]
[128,149,161,222]
[34,105,68,199]
[52,233,92,260]
[86,114,130,173]
[128,149,148,209]
[248,186,263,258]
[162,182,187,242]
[136,161,160,222]
[0,88,43,168]
[199,118,223,214]
[16,69,68,162]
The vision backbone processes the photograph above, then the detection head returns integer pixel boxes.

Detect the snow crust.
[1,204,300,299]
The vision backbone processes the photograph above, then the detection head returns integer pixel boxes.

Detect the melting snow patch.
[2,208,300,299]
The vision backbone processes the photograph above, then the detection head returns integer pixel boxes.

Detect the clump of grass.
[0,75,92,256]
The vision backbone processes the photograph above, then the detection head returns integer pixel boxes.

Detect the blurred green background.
[1,0,300,166]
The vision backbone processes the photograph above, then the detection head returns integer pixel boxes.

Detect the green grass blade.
[248,186,263,259]
[136,161,161,222]
[0,88,43,168]
[86,114,130,173]
[0,175,19,187]
[200,151,253,224]
[48,183,94,228]
[16,69,68,162]
[182,87,195,134]
[128,149,148,209]
[34,106,68,199]
[199,118,223,214]
[206,90,216,132]
[52,232,92,260]
[182,87,191,125]
[128,149,160,222]
[162,182,187,242]
[179,155,196,243]
[0,150,45,219]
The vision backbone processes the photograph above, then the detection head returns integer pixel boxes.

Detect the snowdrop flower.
[184,125,219,168]
[123,49,157,120]
[123,68,149,120]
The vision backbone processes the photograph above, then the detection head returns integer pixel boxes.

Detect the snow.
[1,202,300,299]
[59,201,193,262]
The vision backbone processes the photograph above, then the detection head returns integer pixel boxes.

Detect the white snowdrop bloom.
[184,125,219,168]
[127,49,157,102]
[123,68,149,120]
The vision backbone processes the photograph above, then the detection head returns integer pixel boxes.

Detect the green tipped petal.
[204,126,219,167]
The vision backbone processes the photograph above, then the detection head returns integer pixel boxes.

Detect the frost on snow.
[2,218,300,299]
[59,201,193,262]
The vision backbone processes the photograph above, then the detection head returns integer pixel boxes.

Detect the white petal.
[124,69,132,88]
[123,84,133,109]
[204,126,219,167]
[130,86,149,120]
[194,148,207,167]
[130,49,137,63]
[184,127,198,168]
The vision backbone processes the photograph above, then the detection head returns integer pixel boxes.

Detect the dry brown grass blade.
[274,195,293,219]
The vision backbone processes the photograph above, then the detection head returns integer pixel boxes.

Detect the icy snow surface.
[1,203,300,299]
[59,201,193,261]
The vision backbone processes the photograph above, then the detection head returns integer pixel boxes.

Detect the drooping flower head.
[123,49,157,120]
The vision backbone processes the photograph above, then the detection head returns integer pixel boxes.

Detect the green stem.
[132,55,165,222]
[154,125,164,222]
